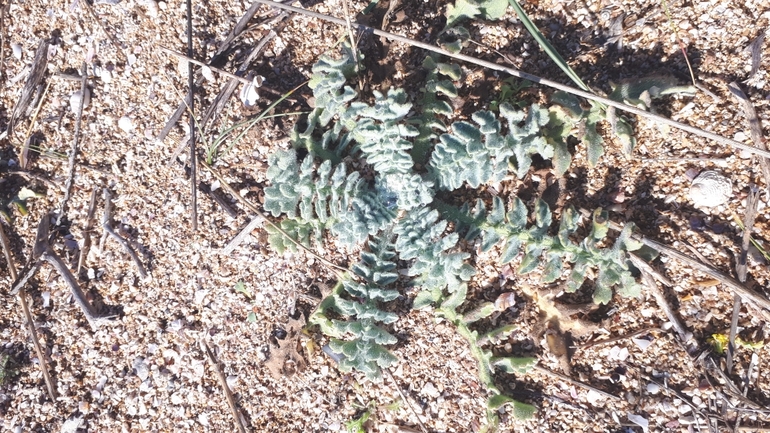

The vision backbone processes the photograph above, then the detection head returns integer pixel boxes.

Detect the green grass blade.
[508,0,592,93]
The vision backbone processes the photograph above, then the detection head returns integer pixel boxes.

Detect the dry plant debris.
[0,0,770,431]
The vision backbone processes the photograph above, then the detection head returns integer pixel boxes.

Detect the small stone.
[118,116,134,133]
[688,171,732,207]
[646,382,661,394]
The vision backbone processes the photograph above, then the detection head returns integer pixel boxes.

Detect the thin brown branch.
[198,30,277,128]
[56,63,88,227]
[19,80,51,169]
[26,214,111,329]
[575,327,662,350]
[4,38,48,138]
[158,46,254,85]
[157,0,263,143]
[200,339,248,433]
[77,189,99,276]
[727,294,741,376]
[629,255,693,349]
[728,82,770,196]
[254,0,770,160]
[577,208,770,313]
[0,0,10,82]
[222,215,265,255]
[186,0,197,232]
[642,237,770,313]
[384,368,429,433]
[736,187,760,282]
[532,364,621,401]
[82,0,128,62]
[0,223,57,401]
[102,189,148,279]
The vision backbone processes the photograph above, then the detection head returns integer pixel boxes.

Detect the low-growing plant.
[263,45,643,429]
[442,0,696,167]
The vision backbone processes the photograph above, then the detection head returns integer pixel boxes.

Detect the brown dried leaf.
[265,315,307,379]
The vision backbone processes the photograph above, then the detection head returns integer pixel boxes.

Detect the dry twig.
[384,368,429,433]
[576,327,662,351]
[728,82,770,196]
[3,38,48,138]
[0,222,57,402]
[629,254,693,350]
[0,0,9,82]
[157,0,264,143]
[12,214,111,329]
[577,208,770,313]
[532,364,621,401]
[198,30,277,128]
[101,188,148,279]
[222,215,265,255]
[186,0,197,231]
[77,189,99,276]
[200,339,249,433]
[56,63,88,227]
[202,162,349,276]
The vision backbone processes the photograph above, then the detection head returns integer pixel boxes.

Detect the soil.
[1,0,770,431]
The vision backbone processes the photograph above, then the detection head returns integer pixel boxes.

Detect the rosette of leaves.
[458,196,642,304]
[311,237,400,381]
[263,149,397,250]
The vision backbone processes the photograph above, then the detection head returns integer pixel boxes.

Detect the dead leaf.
[265,315,307,379]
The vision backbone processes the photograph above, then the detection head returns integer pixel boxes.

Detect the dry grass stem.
[159,46,254,85]
[728,82,770,196]
[630,255,692,349]
[576,327,662,351]
[56,63,88,227]
[4,38,48,138]
[199,30,277,128]
[186,0,198,232]
[384,368,429,433]
[157,0,263,143]
[222,215,265,255]
[19,80,51,169]
[254,0,770,160]
[200,339,249,433]
[0,222,57,401]
[532,364,621,401]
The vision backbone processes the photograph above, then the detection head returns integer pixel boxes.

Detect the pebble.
[646,382,661,394]
[118,116,135,133]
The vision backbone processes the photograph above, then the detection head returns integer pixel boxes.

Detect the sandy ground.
[1,0,770,431]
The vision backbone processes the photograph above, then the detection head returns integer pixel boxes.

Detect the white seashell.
[688,170,732,207]
[239,75,264,107]
[11,43,22,60]
[69,89,91,112]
